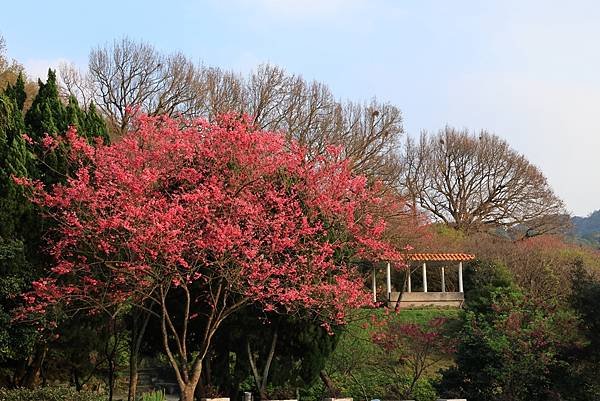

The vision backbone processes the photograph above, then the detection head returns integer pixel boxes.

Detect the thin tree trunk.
[22,345,47,388]
[247,327,278,400]
[319,370,339,398]
[128,358,138,401]
[108,359,115,401]
[105,316,121,401]
[128,308,152,401]
[71,367,82,391]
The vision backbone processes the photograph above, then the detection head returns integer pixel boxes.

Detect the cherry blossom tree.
[16,114,406,401]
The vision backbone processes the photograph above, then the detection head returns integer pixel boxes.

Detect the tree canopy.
[399,127,568,236]
[16,113,406,401]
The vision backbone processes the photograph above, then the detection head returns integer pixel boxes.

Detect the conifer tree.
[25,69,65,140]
[0,92,38,373]
[0,93,28,235]
[4,72,27,111]
[24,70,108,185]
[65,95,83,130]
[83,102,109,144]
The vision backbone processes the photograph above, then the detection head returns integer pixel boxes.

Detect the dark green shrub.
[0,386,105,401]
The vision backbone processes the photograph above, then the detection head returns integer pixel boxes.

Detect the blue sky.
[2,0,599,216]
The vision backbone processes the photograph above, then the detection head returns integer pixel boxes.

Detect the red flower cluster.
[16,114,407,327]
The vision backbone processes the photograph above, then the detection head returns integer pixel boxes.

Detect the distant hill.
[571,210,600,248]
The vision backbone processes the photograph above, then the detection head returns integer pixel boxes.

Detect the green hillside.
[572,210,600,248]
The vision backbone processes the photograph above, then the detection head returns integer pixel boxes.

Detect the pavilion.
[372,253,475,308]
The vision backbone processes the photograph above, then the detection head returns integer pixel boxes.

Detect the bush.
[140,390,166,401]
[411,378,438,401]
[0,386,105,401]
[438,286,583,401]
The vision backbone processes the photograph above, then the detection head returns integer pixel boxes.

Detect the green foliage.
[319,308,459,401]
[0,92,29,237]
[439,281,585,401]
[0,386,105,401]
[569,264,600,397]
[463,260,515,314]
[24,69,108,185]
[25,69,65,140]
[4,72,27,111]
[571,264,600,352]
[140,389,165,401]
[0,92,39,374]
[83,103,108,144]
[208,305,339,398]
[390,375,437,401]
[0,68,109,388]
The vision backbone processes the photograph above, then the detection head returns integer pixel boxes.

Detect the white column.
[386,262,391,299]
[372,267,377,303]
[459,261,464,293]
[441,266,445,292]
[422,262,428,293]
[407,267,412,292]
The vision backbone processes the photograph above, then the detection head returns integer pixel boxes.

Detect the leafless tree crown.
[61,38,404,183]
[399,126,568,236]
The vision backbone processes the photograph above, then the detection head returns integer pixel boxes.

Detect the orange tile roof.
[407,253,476,262]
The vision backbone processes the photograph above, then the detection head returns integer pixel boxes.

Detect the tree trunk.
[104,316,121,401]
[128,308,151,401]
[71,367,82,391]
[320,370,340,397]
[181,382,198,401]
[127,356,138,401]
[247,327,278,401]
[22,345,47,388]
[108,358,115,401]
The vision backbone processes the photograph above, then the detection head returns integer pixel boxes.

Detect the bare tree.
[333,100,403,184]
[241,64,403,182]
[199,66,246,119]
[62,38,404,183]
[60,62,93,106]
[399,126,568,236]
[0,35,6,71]
[0,35,37,110]
[65,38,203,136]
[0,35,22,88]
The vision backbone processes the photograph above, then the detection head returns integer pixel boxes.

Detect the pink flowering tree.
[16,114,406,401]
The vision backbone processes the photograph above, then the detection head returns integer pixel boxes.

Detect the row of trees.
[61,37,403,185]
[3,35,570,238]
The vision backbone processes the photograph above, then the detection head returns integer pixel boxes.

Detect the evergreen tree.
[0,70,108,387]
[0,93,28,237]
[24,70,108,185]
[0,93,39,380]
[25,69,65,140]
[65,95,83,130]
[4,72,26,111]
[83,102,109,144]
